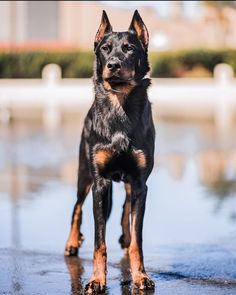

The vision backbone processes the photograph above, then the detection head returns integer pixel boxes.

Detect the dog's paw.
[64,245,78,256]
[133,275,155,291]
[84,279,106,294]
[64,232,85,256]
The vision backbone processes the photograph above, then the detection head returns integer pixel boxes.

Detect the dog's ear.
[129,10,149,51]
[94,10,113,50]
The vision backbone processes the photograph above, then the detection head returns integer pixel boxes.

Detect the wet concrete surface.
[1,119,236,294]
[1,244,236,295]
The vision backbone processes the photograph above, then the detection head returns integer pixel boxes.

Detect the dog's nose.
[107,60,121,71]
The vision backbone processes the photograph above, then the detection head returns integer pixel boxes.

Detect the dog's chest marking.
[94,149,112,168]
[103,81,136,107]
[94,146,147,172]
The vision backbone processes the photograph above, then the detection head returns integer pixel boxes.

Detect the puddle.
[0,119,236,294]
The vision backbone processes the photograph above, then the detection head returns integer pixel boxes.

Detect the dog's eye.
[123,44,134,52]
[102,45,110,52]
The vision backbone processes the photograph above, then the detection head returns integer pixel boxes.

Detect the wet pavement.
[1,118,236,294]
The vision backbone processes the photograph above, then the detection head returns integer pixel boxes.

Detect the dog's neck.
[94,78,151,108]
[102,80,137,107]
[92,77,151,140]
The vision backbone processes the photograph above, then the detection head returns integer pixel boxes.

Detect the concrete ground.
[1,243,236,295]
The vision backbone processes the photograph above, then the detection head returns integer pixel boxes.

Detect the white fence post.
[0,93,10,124]
[42,64,62,129]
[214,63,234,131]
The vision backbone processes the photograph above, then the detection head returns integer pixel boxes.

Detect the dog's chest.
[93,101,131,140]
[93,144,146,182]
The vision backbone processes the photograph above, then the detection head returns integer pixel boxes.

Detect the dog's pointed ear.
[94,10,113,50]
[129,10,149,51]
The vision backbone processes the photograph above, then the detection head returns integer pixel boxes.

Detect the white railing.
[0,63,235,130]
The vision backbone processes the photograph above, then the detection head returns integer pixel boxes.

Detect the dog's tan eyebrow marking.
[123,41,129,45]
[103,42,112,47]
[122,41,136,48]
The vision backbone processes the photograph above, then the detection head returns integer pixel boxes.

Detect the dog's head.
[94,10,150,88]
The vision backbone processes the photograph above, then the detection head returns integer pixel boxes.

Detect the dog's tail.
[106,183,113,220]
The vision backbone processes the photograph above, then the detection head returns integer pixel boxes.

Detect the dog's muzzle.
[106,57,121,72]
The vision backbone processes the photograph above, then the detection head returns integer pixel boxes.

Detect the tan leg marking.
[129,214,144,275]
[86,243,107,291]
[129,213,154,289]
[66,204,82,250]
[121,184,131,249]
[65,182,92,255]
[84,182,92,195]
[125,183,131,195]
[93,243,107,283]
[132,150,146,169]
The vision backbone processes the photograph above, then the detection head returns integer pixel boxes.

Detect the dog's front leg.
[129,182,155,291]
[85,179,111,294]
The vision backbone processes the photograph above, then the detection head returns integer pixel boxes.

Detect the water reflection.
[119,254,132,294]
[1,119,236,294]
[198,151,236,218]
[64,253,155,295]
[64,256,84,295]
[0,120,236,249]
[0,123,236,219]
[198,151,236,186]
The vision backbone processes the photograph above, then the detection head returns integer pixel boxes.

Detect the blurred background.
[1,0,236,78]
[0,1,236,295]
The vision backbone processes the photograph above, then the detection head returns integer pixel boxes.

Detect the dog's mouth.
[104,75,134,85]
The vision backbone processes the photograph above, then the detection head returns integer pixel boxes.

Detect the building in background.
[1,1,236,50]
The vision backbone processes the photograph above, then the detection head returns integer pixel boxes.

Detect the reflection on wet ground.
[0,119,236,294]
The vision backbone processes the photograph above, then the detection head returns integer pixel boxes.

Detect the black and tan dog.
[65,10,155,293]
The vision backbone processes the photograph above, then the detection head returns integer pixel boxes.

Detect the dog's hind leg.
[119,183,131,250]
[64,171,92,256]
[65,137,92,256]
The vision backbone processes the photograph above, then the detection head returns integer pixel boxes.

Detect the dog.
[65,10,155,293]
